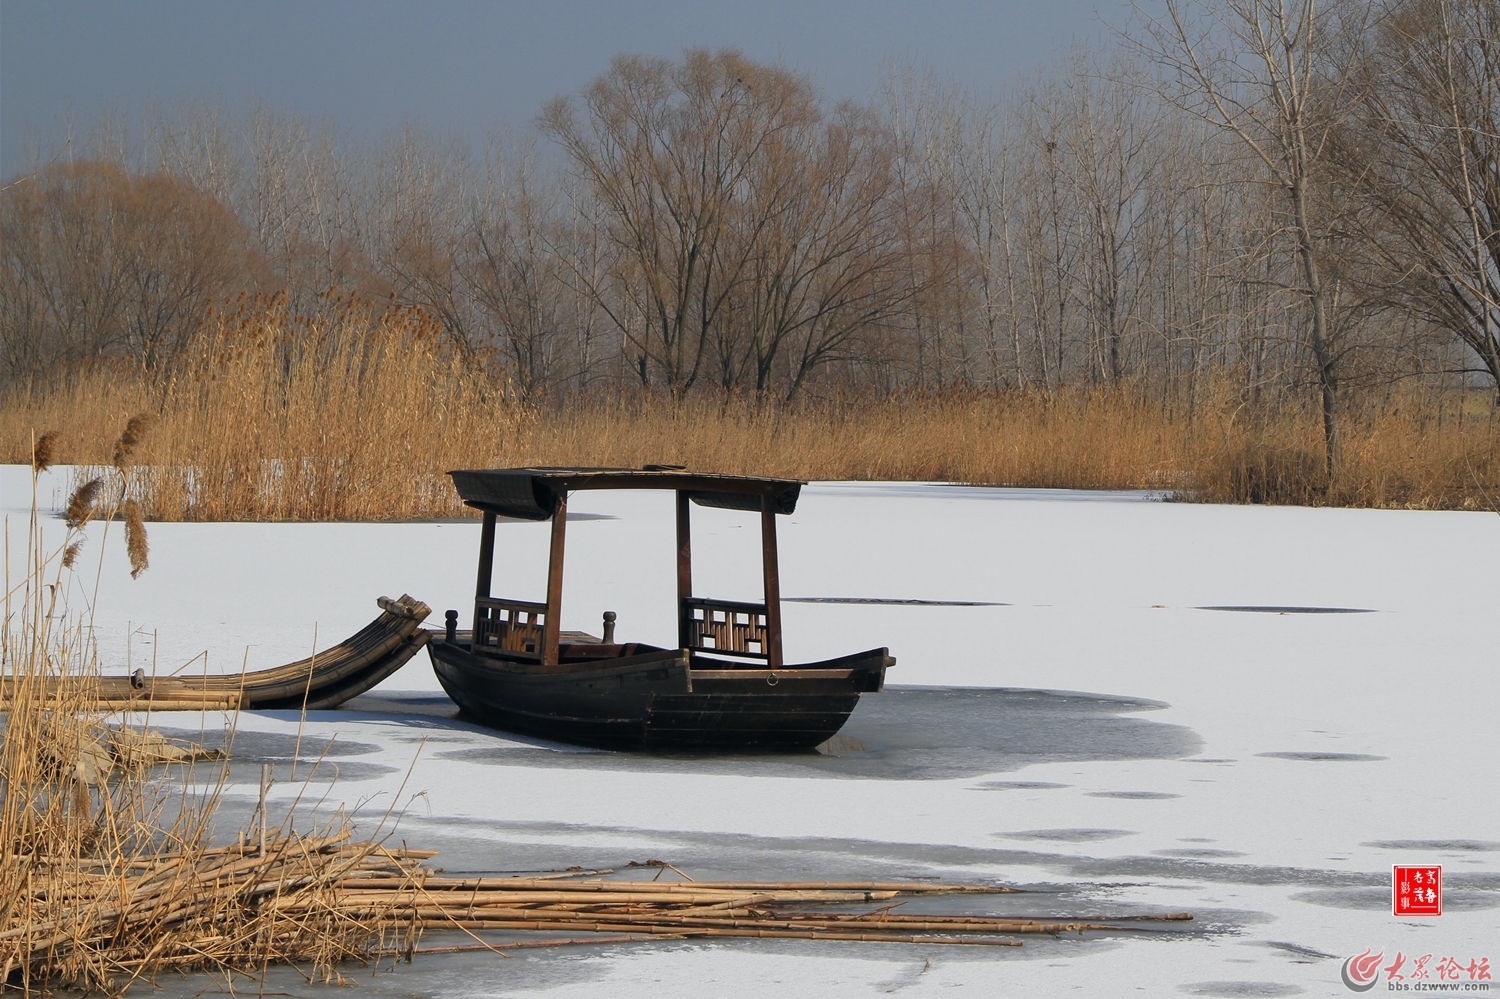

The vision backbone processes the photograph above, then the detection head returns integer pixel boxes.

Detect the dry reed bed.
[2,302,1497,515]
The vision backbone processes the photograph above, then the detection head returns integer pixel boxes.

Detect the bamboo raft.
[3,830,1193,990]
[0,595,432,713]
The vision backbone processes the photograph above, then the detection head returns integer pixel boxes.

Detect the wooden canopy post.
[543,492,568,666]
[676,490,694,650]
[760,493,784,670]
[474,511,497,628]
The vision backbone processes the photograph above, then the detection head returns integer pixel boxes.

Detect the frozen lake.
[4,467,1497,995]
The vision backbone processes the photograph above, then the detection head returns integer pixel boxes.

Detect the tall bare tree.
[541,51,769,393]
[926,95,1024,387]
[239,106,376,310]
[1144,0,1371,478]
[542,49,921,399]
[741,101,922,399]
[1053,58,1171,384]
[372,127,475,349]
[1344,0,1500,395]
[462,140,612,399]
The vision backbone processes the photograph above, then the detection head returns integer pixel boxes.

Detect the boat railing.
[683,597,770,659]
[475,597,547,655]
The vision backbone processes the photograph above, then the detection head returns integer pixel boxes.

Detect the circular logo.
[1341,948,1383,992]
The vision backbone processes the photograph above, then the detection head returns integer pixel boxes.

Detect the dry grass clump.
[3,296,518,521]
[1188,389,1500,509]
[135,294,513,521]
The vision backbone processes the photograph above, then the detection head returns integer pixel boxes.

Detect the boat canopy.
[448,467,803,521]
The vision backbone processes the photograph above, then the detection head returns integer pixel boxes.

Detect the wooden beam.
[474,511,497,630]
[760,495,784,671]
[543,494,567,666]
[676,490,693,650]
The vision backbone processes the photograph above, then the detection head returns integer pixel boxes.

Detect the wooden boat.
[0,595,432,713]
[426,468,891,751]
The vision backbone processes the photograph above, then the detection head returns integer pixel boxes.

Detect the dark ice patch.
[1264,940,1337,961]
[1295,882,1499,912]
[179,727,399,784]
[1088,790,1181,800]
[1196,605,1373,614]
[434,685,1203,781]
[1155,848,1248,859]
[1364,839,1500,853]
[1292,886,1408,911]
[1257,752,1387,762]
[1179,982,1303,997]
[1290,882,1500,913]
[1000,828,1134,843]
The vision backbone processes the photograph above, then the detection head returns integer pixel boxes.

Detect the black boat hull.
[427,639,890,751]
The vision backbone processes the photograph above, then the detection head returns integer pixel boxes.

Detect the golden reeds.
[3,299,1497,514]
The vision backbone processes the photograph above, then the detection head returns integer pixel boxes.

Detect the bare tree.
[541,51,772,393]
[239,106,377,310]
[0,160,256,386]
[1013,83,1092,389]
[542,49,924,400]
[926,95,1025,387]
[371,126,476,349]
[2,164,121,382]
[115,169,260,367]
[1143,0,1371,478]
[148,102,243,209]
[739,101,922,399]
[1343,0,1500,395]
[1051,57,1172,384]
[876,69,972,389]
[462,139,609,399]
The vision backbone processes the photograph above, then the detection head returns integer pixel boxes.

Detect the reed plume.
[32,430,58,473]
[124,499,149,578]
[112,413,152,472]
[64,478,103,529]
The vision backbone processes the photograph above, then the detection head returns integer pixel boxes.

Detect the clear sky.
[1,0,1131,180]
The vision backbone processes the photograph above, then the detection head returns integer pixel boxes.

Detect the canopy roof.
[448,467,803,521]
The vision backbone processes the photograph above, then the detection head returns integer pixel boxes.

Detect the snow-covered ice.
[4,466,1496,996]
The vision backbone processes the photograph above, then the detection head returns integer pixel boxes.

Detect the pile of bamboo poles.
[2,822,1194,990]
[343,865,1194,951]
[3,830,1192,992]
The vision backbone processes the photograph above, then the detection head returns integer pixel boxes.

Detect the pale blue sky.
[1,0,1132,180]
